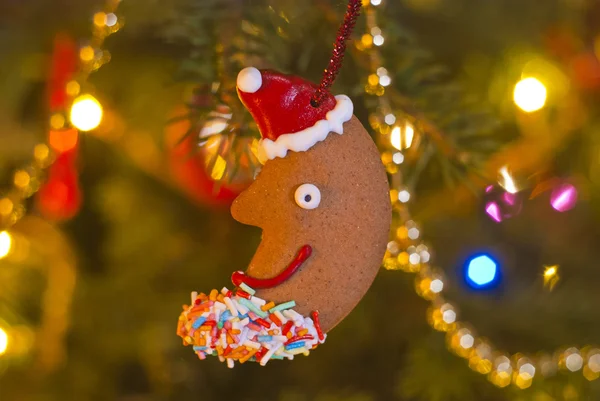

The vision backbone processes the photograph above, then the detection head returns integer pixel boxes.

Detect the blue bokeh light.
[466,254,498,288]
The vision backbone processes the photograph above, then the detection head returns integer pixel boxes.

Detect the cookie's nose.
[230,181,264,228]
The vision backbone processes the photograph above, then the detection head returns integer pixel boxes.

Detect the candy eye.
[295,184,321,210]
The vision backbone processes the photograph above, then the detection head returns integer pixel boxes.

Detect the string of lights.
[0,0,123,361]
[360,0,600,389]
[0,0,122,255]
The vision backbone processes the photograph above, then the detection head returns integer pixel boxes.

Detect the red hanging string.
[311,0,363,107]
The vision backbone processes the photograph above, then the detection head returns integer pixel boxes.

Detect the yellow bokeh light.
[50,113,65,129]
[389,189,398,204]
[514,77,547,112]
[79,46,95,62]
[584,365,600,381]
[361,34,373,48]
[544,265,557,278]
[34,144,50,162]
[381,151,393,165]
[383,256,399,270]
[0,231,12,259]
[0,198,13,216]
[13,170,31,189]
[515,374,533,389]
[385,163,398,174]
[70,94,103,131]
[543,265,560,291]
[396,225,408,240]
[397,251,409,265]
[66,80,81,97]
[93,12,107,27]
[368,74,379,86]
[391,123,415,151]
[0,327,7,355]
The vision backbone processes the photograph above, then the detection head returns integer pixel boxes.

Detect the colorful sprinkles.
[177,285,326,367]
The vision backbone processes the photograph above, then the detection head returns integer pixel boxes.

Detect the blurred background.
[1,0,600,400]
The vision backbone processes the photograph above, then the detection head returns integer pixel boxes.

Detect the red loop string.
[311,0,363,107]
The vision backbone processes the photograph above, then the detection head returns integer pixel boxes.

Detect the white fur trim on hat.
[256,95,353,163]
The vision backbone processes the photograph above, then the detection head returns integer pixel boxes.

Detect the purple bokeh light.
[485,202,503,223]
[484,185,523,223]
[550,184,578,212]
[502,192,518,206]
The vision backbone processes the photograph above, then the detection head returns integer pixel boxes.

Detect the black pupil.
[304,194,312,203]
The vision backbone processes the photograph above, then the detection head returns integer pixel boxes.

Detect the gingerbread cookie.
[177,68,391,366]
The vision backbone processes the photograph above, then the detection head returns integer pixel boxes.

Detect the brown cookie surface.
[231,116,391,332]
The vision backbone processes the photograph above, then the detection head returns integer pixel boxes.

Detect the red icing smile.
[231,245,312,289]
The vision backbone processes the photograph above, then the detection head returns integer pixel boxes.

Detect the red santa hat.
[236,67,353,163]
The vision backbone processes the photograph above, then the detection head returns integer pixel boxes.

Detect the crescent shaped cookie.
[177,68,391,367]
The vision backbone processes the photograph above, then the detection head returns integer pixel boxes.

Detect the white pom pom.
[237,67,262,93]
